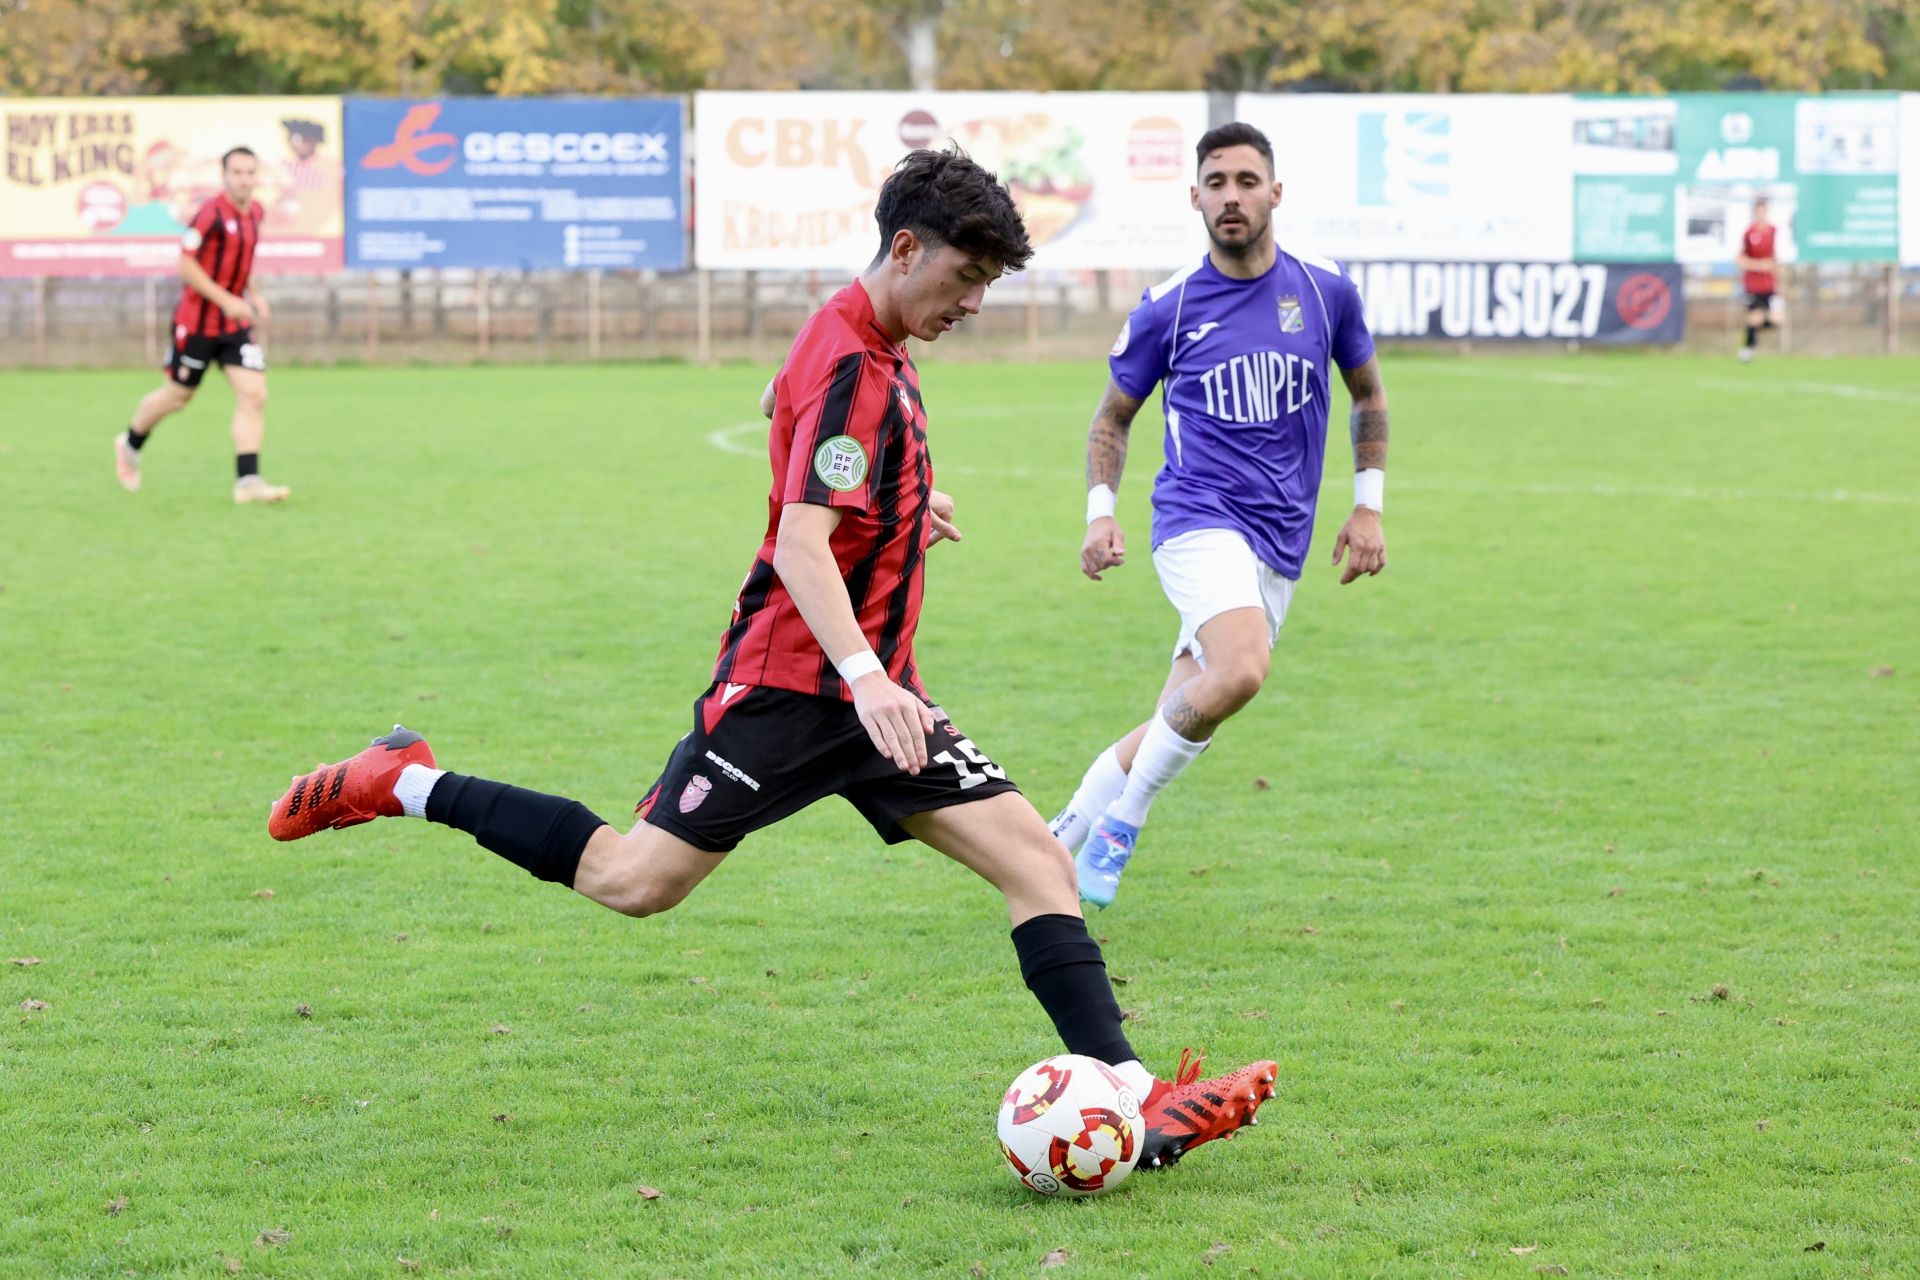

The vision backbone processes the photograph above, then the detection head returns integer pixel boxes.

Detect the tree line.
[5,0,1915,97]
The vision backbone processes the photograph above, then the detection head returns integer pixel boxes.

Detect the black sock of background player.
[1745,325,1758,348]
[424,773,608,887]
[1010,913,1136,1067]
[125,424,148,450]
[236,452,260,479]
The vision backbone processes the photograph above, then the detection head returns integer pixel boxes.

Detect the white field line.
[708,401,1920,505]
[1416,361,1920,407]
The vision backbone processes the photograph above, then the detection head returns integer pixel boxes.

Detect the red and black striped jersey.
[713,280,933,703]
[174,194,264,337]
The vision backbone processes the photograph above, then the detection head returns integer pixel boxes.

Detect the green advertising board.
[1573,93,1900,263]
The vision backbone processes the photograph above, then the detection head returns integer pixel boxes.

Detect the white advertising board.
[694,91,1210,270]
[1233,94,1576,263]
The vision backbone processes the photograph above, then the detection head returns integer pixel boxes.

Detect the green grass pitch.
[2,352,1917,1277]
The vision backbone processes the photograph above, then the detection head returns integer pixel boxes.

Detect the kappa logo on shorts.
[812,434,868,492]
[678,775,713,814]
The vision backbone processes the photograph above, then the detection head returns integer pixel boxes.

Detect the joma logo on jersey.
[1199,351,1316,424]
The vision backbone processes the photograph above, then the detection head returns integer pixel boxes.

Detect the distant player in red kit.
[114,146,290,503]
[266,148,1278,1171]
[1737,196,1780,364]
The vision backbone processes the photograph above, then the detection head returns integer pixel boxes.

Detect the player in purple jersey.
[1050,122,1394,909]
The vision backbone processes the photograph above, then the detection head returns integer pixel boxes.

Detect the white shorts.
[1151,528,1298,666]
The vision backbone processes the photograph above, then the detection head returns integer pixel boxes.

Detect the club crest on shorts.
[1278,295,1305,333]
[678,775,713,814]
[812,434,868,492]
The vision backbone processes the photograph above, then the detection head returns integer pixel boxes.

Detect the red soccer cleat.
[1137,1049,1278,1170]
[268,725,435,842]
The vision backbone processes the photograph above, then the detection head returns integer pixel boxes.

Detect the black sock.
[1010,913,1136,1066]
[125,425,148,450]
[1744,326,1757,348]
[236,452,260,479]
[424,773,609,887]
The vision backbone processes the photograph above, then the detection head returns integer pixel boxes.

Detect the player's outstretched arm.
[1081,379,1145,581]
[772,502,935,774]
[1332,357,1389,586]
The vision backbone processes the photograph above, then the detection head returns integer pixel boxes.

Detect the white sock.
[393,763,446,819]
[1112,1058,1156,1097]
[1050,747,1129,851]
[1106,711,1208,828]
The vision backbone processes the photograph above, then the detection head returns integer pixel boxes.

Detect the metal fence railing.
[2,265,1913,369]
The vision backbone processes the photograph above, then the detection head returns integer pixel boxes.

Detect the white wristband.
[1354,468,1384,513]
[836,649,883,684]
[1086,484,1116,524]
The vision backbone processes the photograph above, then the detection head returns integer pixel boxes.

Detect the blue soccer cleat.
[1075,814,1140,909]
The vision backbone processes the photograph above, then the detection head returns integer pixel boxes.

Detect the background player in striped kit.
[1053,122,1394,909]
[113,146,290,504]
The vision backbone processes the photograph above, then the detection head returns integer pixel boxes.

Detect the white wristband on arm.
[1354,468,1385,513]
[836,649,884,684]
[1086,483,1117,524]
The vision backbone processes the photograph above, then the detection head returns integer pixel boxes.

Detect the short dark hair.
[872,146,1033,272]
[221,146,257,170]
[1195,122,1274,175]
[1753,196,1769,208]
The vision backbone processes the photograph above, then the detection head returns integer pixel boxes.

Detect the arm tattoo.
[1086,381,1145,490]
[1351,409,1389,471]
[1341,358,1390,472]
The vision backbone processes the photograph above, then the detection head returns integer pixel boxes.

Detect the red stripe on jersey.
[710,281,934,704]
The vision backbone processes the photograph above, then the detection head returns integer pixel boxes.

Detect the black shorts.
[166,327,264,388]
[1745,291,1776,313]
[636,682,1022,853]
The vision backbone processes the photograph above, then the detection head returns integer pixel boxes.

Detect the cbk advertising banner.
[693,91,1210,271]
[1,97,344,277]
[344,97,685,270]
[1348,261,1685,344]
[1233,94,1577,263]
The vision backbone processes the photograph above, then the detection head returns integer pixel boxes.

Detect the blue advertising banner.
[344,97,683,270]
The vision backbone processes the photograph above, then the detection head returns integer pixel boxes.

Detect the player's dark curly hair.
[872,146,1033,272]
[1195,122,1274,174]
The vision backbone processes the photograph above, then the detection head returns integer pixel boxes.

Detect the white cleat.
[234,475,291,505]
[113,433,142,492]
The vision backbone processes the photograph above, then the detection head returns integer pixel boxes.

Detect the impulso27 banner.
[693,91,1209,271]
[1232,94,1576,263]
[1349,261,1685,344]
[345,97,685,270]
[1,97,344,277]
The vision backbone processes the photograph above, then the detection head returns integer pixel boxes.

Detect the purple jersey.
[1108,250,1375,578]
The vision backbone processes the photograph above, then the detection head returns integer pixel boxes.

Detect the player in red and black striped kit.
[265,148,1278,1173]
[1737,196,1781,364]
[114,146,290,503]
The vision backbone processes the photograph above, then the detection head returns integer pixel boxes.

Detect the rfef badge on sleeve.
[812,435,869,492]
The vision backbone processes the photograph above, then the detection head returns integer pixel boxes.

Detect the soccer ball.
[997,1054,1142,1197]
